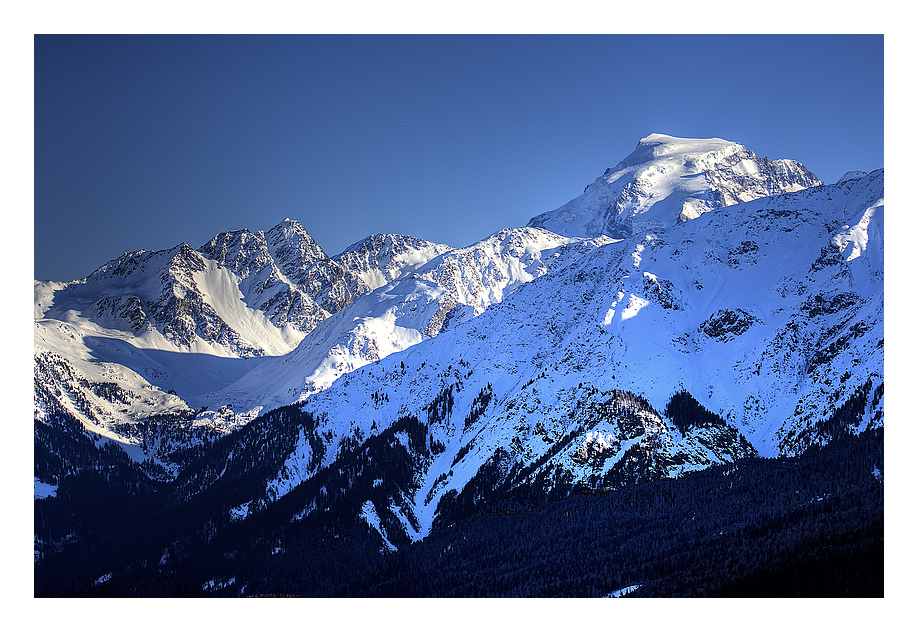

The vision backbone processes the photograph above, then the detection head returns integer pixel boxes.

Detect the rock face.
[264,218,367,316]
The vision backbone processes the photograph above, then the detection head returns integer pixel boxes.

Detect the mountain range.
[33,133,884,597]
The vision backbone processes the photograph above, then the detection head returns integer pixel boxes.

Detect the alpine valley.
[34,134,884,597]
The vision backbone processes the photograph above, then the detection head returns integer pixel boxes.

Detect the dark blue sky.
[34,35,884,282]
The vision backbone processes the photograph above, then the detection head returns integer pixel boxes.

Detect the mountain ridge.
[34,135,883,579]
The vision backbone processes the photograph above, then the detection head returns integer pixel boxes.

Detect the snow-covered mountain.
[34,133,883,560]
[332,233,453,293]
[199,227,612,415]
[33,220,451,473]
[33,219,603,471]
[199,220,347,334]
[243,166,882,546]
[528,133,822,238]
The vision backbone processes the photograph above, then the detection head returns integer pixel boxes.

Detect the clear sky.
[34,34,884,282]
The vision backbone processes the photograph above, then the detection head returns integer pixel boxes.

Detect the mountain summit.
[528,133,822,239]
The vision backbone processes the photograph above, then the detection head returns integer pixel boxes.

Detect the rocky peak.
[334,233,454,292]
[264,219,328,275]
[262,219,366,315]
[200,228,273,279]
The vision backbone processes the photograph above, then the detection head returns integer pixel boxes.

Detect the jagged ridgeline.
[34,135,883,596]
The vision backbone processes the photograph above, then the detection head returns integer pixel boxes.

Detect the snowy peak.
[200,228,271,278]
[528,133,822,239]
[614,133,742,168]
[268,217,312,242]
[837,170,869,184]
[199,226,330,334]
[334,233,454,292]
[264,218,331,280]
[199,218,370,327]
[413,226,609,316]
[264,218,332,281]
[265,219,368,315]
